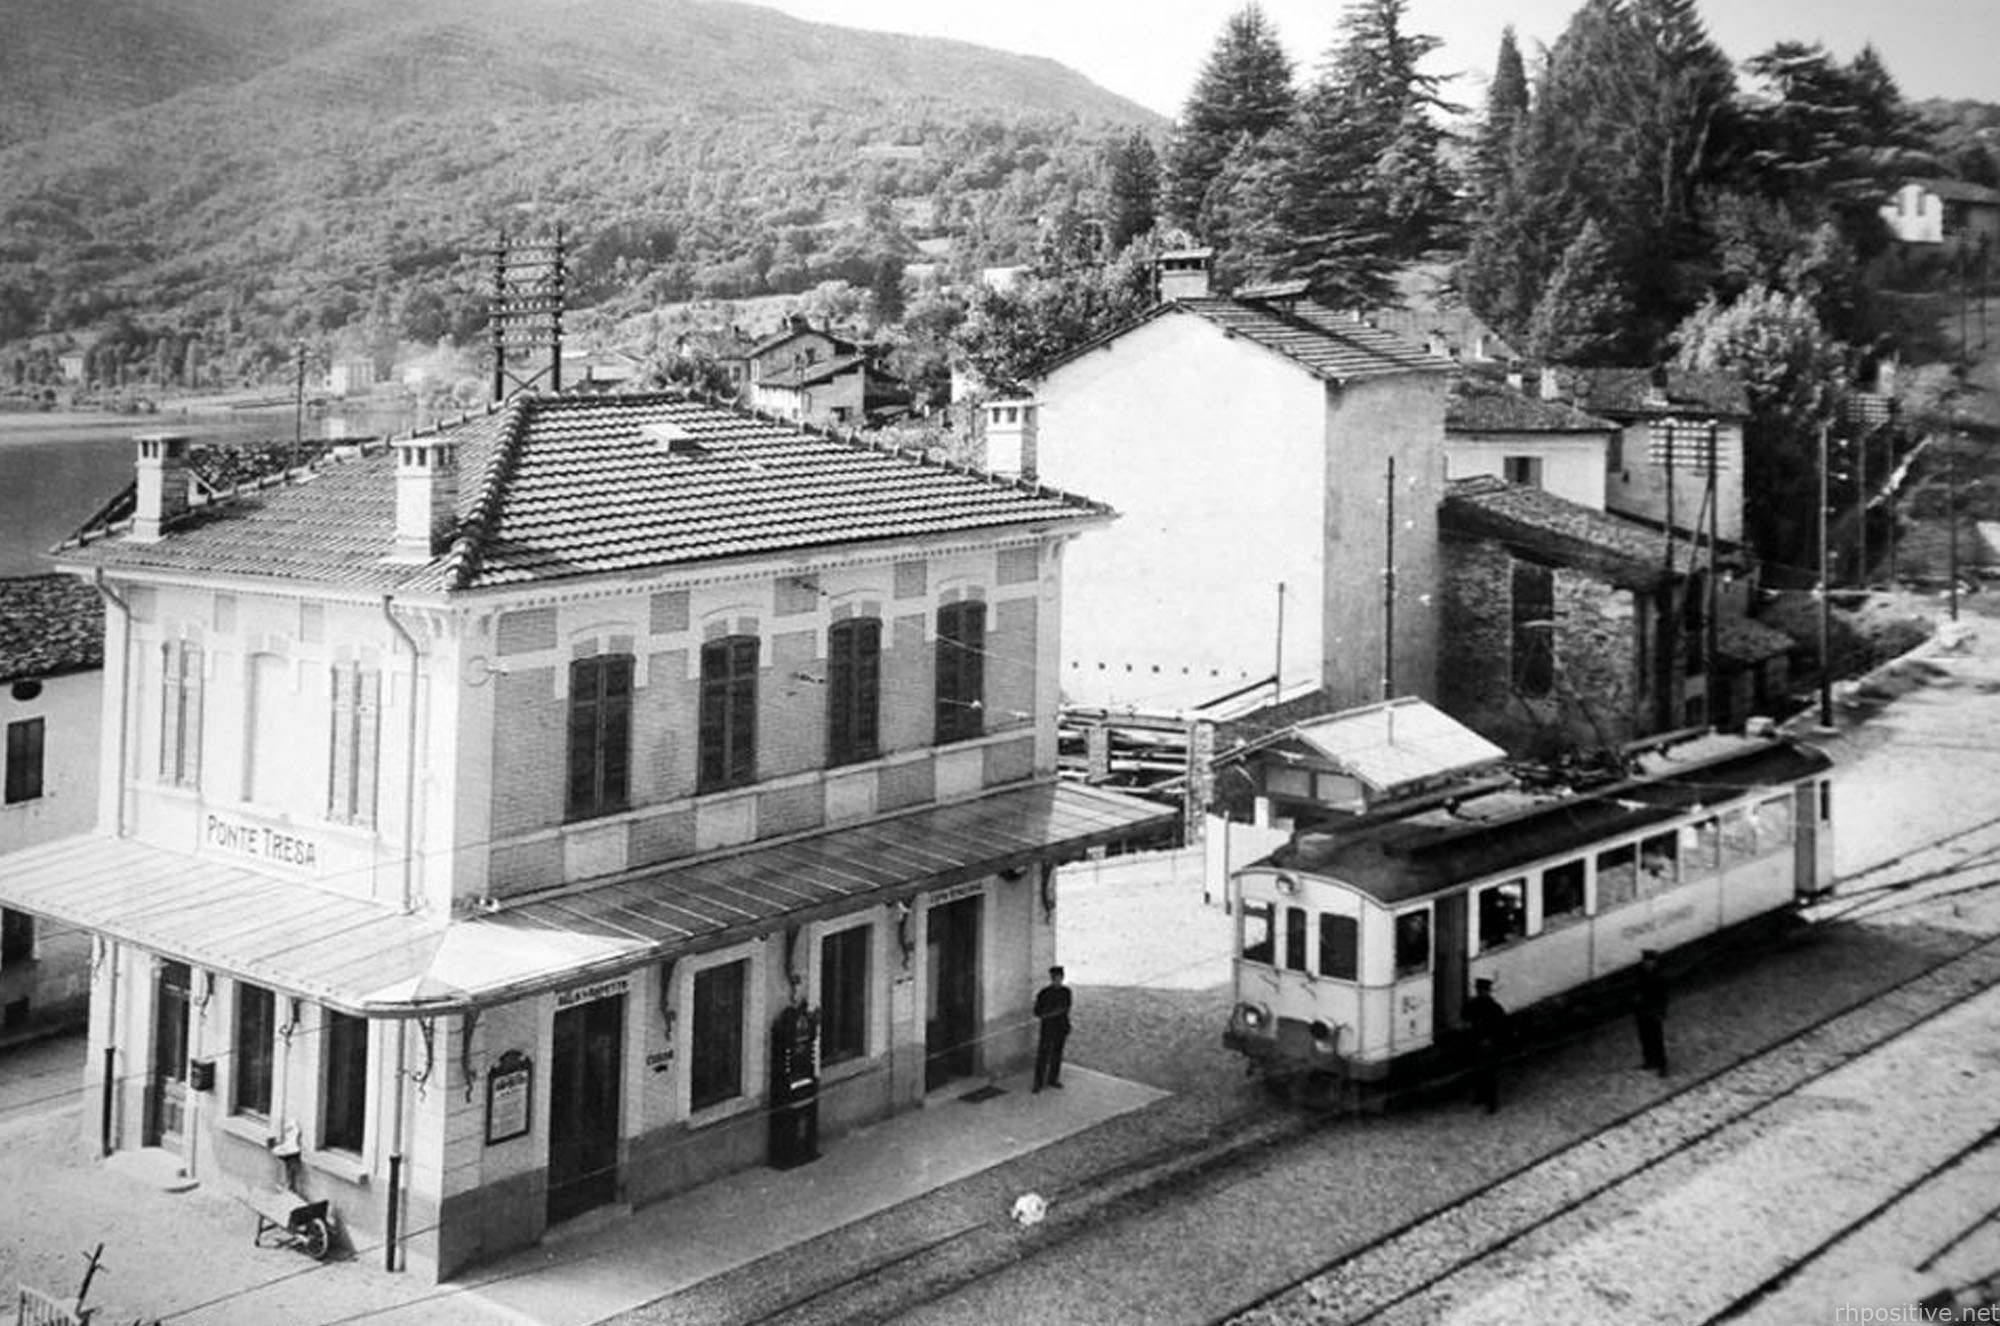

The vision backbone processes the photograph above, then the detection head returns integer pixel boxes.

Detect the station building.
[0,393,1170,1278]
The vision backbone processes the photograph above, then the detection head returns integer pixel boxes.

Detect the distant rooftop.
[1039,294,1453,385]
[1283,697,1506,796]
[0,574,102,682]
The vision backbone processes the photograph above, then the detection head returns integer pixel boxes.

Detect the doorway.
[547,994,624,1225]
[146,960,191,1148]
[924,894,981,1091]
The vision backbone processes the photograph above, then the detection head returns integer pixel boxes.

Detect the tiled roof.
[1448,374,1618,434]
[748,322,860,359]
[1916,177,2000,205]
[1556,367,1749,419]
[1038,296,1453,384]
[759,353,866,391]
[55,394,1111,594]
[0,574,103,681]
[1718,615,1795,664]
[1442,474,1702,590]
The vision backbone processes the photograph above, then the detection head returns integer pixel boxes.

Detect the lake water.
[0,406,407,576]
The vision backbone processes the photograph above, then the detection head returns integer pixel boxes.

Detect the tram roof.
[1257,737,1832,907]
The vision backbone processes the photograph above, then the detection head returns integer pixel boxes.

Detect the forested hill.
[0,0,1159,377]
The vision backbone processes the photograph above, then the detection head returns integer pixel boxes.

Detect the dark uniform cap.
[1474,977,1494,990]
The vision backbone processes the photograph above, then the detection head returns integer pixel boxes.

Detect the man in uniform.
[1463,976,1507,1113]
[1032,965,1072,1092]
[1635,949,1669,1075]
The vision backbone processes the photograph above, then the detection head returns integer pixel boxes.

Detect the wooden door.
[547,995,624,1224]
[924,896,981,1091]
[146,960,191,1147]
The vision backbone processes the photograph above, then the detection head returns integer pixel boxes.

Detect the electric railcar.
[1223,732,1834,1102]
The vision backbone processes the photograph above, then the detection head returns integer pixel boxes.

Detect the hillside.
[0,0,1160,384]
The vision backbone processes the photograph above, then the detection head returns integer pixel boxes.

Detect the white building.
[2,401,1167,1279]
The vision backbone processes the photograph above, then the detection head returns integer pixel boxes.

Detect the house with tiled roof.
[0,573,103,1042]
[1545,366,1751,546]
[752,352,867,427]
[1005,256,1454,718]
[1444,370,1621,511]
[5,394,1170,1279]
[1881,178,2000,252]
[1438,474,1788,753]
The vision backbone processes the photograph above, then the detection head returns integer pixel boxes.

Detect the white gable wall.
[1445,432,1611,510]
[1035,315,1330,709]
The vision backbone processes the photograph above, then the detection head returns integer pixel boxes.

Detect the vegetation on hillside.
[0,0,1159,390]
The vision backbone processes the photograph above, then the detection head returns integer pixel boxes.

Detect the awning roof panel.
[0,782,1173,1016]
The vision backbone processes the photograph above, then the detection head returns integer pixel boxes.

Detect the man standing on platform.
[1464,976,1508,1113]
[1636,950,1670,1076]
[1032,965,1072,1093]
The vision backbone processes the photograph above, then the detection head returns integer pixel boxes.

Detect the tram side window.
[1394,910,1431,978]
[1284,906,1309,972]
[1319,913,1359,980]
[1242,901,1276,965]
[1721,807,1758,864]
[1638,831,1678,896]
[1542,859,1587,927]
[1681,818,1720,876]
[1755,796,1794,854]
[1597,844,1638,910]
[1477,878,1528,950]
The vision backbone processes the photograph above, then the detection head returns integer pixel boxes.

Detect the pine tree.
[1102,130,1161,252]
[1255,0,1456,306]
[1458,0,1734,354]
[1161,5,1295,230]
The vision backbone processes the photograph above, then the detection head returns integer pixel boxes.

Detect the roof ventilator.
[643,421,707,458]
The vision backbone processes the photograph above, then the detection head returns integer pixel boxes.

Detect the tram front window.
[1242,900,1275,965]
[1394,909,1431,978]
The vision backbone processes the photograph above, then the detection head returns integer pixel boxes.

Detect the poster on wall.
[486,1050,532,1145]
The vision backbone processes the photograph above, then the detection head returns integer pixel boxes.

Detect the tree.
[1459,0,1736,354]
[954,238,1162,392]
[1672,284,1847,564]
[1251,0,1456,305]
[1471,27,1530,205]
[1525,220,1632,363]
[1162,5,1295,230]
[1735,42,1933,261]
[1102,130,1161,252]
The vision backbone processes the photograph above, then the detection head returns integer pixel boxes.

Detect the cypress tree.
[1161,5,1295,230]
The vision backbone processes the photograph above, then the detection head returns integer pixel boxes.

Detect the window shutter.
[328,664,354,819]
[355,668,381,826]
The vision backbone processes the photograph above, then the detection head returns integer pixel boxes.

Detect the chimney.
[131,432,192,543]
[984,399,1039,480]
[1539,366,1562,401]
[1154,248,1213,301]
[391,439,458,562]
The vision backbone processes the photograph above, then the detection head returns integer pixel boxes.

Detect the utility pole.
[1949,419,1961,622]
[1381,458,1396,701]
[1819,423,1833,728]
[1855,423,1867,586]
[1705,420,1720,727]
[1273,581,1285,703]
[292,340,306,471]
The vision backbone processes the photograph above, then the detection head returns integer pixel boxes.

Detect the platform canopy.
[0,782,1173,1017]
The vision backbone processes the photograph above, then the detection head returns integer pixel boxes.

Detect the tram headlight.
[1232,1001,1273,1035]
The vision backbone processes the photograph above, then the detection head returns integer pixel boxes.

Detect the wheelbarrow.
[242,1187,333,1260]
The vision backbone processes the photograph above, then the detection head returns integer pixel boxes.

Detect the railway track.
[1219,916,2000,1326]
